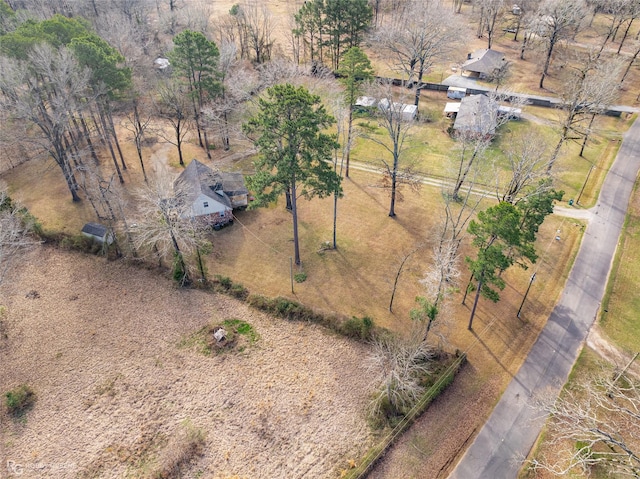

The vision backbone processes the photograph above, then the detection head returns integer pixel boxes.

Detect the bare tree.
[531,370,640,477]
[0,45,92,202]
[374,0,466,107]
[133,168,209,285]
[0,186,37,286]
[366,331,434,418]
[497,129,553,203]
[365,81,417,217]
[535,0,587,89]
[615,0,640,54]
[549,54,623,169]
[179,0,213,34]
[506,0,540,43]
[155,79,193,167]
[245,1,275,64]
[621,37,640,84]
[229,1,275,64]
[124,97,152,182]
[94,9,153,65]
[418,166,487,341]
[475,0,506,49]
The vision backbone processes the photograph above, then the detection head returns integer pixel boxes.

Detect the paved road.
[448,117,640,479]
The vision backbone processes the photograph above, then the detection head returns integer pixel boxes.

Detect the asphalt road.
[448,116,640,479]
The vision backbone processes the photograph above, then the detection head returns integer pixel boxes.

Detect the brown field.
[0,246,377,479]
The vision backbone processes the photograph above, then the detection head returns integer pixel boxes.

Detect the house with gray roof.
[461,49,507,79]
[174,160,248,227]
[452,94,498,138]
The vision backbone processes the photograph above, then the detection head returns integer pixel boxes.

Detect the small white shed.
[444,102,461,118]
[81,223,114,244]
[447,86,467,100]
[402,104,417,121]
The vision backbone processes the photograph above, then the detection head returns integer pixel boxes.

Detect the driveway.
[448,116,640,478]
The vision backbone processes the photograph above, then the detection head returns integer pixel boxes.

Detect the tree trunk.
[99,109,124,183]
[106,104,127,170]
[389,166,397,217]
[452,147,479,200]
[133,104,148,182]
[190,97,204,148]
[618,18,634,54]
[580,113,596,157]
[542,31,558,78]
[196,247,206,282]
[462,272,474,305]
[89,105,107,147]
[285,187,292,211]
[413,68,425,108]
[548,126,568,172]
[58,147,81,202]
[176,126,185,166]
[520,32,529,60]
[222,110,230,150]
[202,127,212,159]
[468,276,483,330]
[621,46,640,83]
[78,113,100,164]
[291,176,301,265]
[169,229,190,285]
[345,107,353,178]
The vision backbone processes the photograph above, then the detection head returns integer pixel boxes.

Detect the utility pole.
[517,272,536,319]
[577,165,595,205]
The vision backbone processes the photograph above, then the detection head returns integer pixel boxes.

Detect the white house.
[174,160,248,228]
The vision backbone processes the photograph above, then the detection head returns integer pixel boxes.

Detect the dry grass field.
[0,247,378,479]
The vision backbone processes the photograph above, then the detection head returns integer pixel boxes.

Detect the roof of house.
[355,96,377,107]
[461,49,506,75]
[453,94,498,136]
[174,160,233,209]
[81,222,109,237]
[220,172,249,196]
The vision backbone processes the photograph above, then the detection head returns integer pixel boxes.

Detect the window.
[203,202,209,208]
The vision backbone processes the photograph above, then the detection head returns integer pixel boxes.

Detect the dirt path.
[0,247,378,479]
[587,325,640,379]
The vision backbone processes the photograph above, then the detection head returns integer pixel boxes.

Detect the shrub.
[214,275,232,289]
[210,275,248,300]
[294,272,307,283]
[172,253,189,286]
[60,234,103,254]
[222,319,259,343]
[5,384,35,416]
[340,316,374,340]
[229,283,249,300]
[247,294,380,342]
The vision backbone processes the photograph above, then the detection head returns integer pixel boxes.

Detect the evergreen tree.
[243,84,341,265]
[169,30,220,157]
[337,46,373,178]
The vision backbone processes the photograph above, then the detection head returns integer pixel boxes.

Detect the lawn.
[600,179,640,354]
